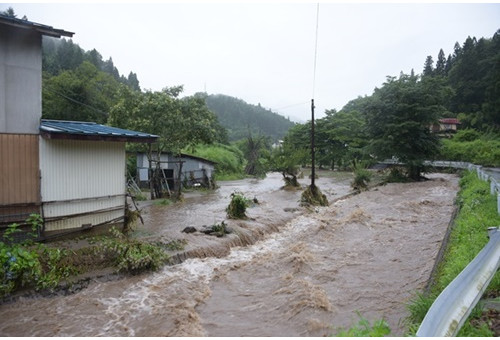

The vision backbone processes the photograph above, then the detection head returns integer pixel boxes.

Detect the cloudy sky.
[3,1,499,122]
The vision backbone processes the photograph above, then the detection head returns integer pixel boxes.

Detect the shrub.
[301,185,329,206]
[226,192,250,219]
[188,143,245,180]
[332,312,391,337]
[385,167,410,183]
[0,215,78,297]
[440,132,500,167]
[96,227,170,274]
[351,168,372,191]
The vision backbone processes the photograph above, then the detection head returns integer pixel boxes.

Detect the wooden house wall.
[0,134,40,224]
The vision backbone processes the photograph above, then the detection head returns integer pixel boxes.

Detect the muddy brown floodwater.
[0,171,458,336]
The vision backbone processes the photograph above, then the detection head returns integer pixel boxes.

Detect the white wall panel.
[40,138,126,231]
[40,139,125,201]
[44,209,123,232]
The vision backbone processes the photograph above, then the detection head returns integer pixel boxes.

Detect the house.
[0,15,157,239]
[136,152,216,194]
[431,118,461,133]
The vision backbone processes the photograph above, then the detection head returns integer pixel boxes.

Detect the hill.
[203,94,295,142]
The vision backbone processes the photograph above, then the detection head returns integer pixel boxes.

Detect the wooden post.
[311,98,316,189]
[148,144,154,200]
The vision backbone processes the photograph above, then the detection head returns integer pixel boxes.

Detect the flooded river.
[0,171,459,336]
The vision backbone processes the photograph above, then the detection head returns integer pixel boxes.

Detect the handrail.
[416,227,500,337]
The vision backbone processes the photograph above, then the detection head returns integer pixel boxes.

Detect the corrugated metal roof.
[439,118,461,125]
[40,120,158,143]
[0,14,74,38]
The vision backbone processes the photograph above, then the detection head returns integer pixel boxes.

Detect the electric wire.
[43,85,109,118]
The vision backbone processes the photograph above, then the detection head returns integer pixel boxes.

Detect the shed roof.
[439,118,461,125]
[138,151,218,165]
[0,14,74,38]
[40,120,158,143]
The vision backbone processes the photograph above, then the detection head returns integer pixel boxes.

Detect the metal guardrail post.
[416,227,500,337]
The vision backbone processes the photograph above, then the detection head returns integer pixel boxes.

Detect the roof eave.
[0,16,74,38]
[40,130,158,143]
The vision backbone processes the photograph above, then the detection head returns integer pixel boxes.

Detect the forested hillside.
[204,94,295,142]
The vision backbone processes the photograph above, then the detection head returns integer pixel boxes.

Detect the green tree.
[270,145,307,187]
[236,133,271,177]
[42,61,120,123]
[366,73,450,180]
[109,86,222,154]
[435,49,447,76]
[0,7,16,17]
[127,72,141,91]
[423,55,434,77]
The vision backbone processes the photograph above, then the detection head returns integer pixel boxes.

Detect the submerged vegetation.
[406,171,500,336]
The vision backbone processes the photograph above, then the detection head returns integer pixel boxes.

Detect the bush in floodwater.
[385,167,410,183]
[332,312,391,337]
[97,227,170,274]
[351,167,372,191]
[301,185,328,207]
[226,192,250,219]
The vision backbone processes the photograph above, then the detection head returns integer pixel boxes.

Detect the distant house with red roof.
[431,118,461,134]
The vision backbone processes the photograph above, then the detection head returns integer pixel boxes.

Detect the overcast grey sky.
[3,1,500,122]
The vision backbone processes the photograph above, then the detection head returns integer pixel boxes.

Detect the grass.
[406,170,500,336]
[331,312,391,337]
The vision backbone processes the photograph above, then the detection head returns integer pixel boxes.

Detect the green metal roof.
[40,120,158,143]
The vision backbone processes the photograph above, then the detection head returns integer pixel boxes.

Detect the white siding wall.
[40,138,126,231]
[0,25,41,134]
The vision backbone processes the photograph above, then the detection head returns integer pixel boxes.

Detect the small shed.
[136,152,216,192]
[38,120,157,236]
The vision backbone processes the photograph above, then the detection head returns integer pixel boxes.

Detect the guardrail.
[416,227,500,337]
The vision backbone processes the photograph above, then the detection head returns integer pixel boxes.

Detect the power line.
[273,101,309,111]
[43,85,109,118]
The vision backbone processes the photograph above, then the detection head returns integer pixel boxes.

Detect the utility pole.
[310,98,316,189]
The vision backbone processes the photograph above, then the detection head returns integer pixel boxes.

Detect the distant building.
[136,152,216,193]
[0,15,157,239]
[431,118,461,134]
